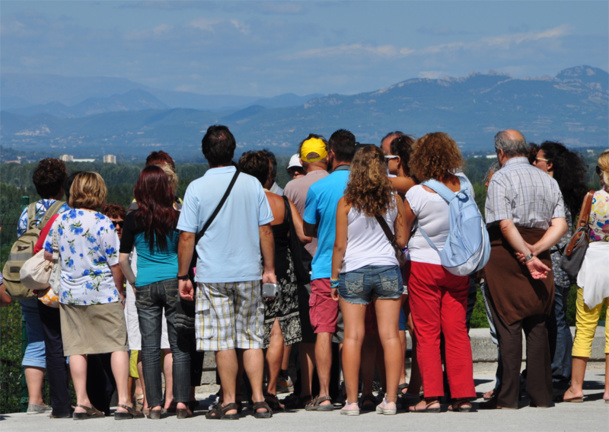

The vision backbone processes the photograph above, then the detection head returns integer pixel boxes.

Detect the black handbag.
[560,190,594,280]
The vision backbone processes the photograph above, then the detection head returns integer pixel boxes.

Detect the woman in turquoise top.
[119,165,191,419]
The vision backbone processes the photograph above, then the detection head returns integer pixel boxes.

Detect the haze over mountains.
[1,65,607,161]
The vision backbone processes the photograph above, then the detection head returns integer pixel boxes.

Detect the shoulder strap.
[421,179,458,203]
[39,200,65,231]
[375,214,403,250]
[375,215,394,242]
[416,222,440,252]
[195,169,240,244]
[26,203,38,230]
[283,196,291,225]
[576,190,595,228]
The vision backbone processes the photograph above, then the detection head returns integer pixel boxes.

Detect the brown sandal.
[305,395,334,411]
[115,404,145,420]
[253,400,273,418]
[73,404,104,420]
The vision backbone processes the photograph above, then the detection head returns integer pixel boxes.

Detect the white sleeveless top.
[341,196,399,273]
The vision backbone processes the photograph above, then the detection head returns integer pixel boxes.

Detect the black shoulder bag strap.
[195,169,240,244]
[188,169,240,281]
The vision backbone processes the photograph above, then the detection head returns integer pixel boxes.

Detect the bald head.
[494,129,528,158]
[381,131,404,154]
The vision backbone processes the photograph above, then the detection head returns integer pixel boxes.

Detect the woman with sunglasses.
[532,141,588,390]
[382,133,422,402]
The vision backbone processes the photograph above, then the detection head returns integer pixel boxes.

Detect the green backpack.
[2,200,65,299]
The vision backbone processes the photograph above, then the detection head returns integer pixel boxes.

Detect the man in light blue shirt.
[177,125,276,419]
[303,129,356,410]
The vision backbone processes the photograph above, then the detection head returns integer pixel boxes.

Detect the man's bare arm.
[177,231,195,300]
[259,223,277,284]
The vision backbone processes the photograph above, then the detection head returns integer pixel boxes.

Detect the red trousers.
[408,261,475,399]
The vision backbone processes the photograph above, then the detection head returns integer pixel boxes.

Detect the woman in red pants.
[404,132,476,413]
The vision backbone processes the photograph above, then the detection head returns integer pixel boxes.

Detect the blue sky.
[1,0,608,97]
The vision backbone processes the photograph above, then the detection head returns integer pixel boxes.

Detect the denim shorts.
[338,265,403,305]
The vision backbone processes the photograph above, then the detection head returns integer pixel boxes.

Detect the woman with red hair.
[119,165,191,419]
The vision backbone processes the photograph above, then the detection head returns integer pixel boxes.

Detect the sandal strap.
[253,401,272,412]
[76,404,101,415]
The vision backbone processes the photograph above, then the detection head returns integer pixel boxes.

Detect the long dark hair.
[540,141,588,216]
[133,165,179,252]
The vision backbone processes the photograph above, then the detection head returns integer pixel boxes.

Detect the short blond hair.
[69,171,107,210]
[156,163,178,194]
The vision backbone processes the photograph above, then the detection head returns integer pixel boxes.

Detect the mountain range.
[1,65,607,160]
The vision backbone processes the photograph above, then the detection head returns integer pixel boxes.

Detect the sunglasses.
[384,155,399,161]
[535,157,549,163]
[111,220,124,228]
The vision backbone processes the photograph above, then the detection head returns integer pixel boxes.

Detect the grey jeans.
[135,278,190,406]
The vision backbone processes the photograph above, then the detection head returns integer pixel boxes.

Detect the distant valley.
[1,65,607,161]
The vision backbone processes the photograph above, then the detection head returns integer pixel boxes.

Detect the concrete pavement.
[2,362,607,432]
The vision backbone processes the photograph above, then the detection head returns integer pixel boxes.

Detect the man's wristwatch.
[177,274,189,281]
[524,253,535,263]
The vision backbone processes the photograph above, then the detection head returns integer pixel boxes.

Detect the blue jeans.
[135,278,190,406]
[19,297,46,368]
[338,265,403,305]
[549,284,573,386]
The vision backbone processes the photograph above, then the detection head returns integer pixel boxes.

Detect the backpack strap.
[26,203,38,231]
[39,200,65,230]
[416,223,440,253]
[417,178,462,252]
[421,178,459,203]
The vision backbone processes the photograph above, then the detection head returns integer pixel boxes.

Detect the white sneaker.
[340,402,360,416]
[376,398,397,415]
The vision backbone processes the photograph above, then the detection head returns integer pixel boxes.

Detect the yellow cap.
[300,137,327,162]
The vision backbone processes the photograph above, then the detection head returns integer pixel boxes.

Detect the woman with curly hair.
[532,141,588,389]
[405,132,476,413]
[330,145,407,416]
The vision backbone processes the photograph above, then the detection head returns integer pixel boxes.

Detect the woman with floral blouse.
[44,171,142,421]
[563,150,609,404]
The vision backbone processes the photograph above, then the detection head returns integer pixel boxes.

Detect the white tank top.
[341,196,399,273]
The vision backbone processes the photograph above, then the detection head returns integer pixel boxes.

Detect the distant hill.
[0,73,322,112]
[1,66,606,159]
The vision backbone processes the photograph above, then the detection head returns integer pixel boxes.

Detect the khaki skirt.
[60,301,128,356]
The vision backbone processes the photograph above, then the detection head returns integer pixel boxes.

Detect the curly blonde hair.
[344,145,394,217]
[409,132,463,181]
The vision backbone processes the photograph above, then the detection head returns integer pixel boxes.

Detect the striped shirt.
[485,157,565,229]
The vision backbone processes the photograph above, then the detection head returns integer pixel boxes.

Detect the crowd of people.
[1,125,608,421]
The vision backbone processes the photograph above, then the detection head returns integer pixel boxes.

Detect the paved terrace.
[2,328,607,432]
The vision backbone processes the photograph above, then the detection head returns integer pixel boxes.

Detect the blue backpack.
[417,176,490,276]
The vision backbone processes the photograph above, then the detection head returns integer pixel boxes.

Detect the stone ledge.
[197,326,606,384]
